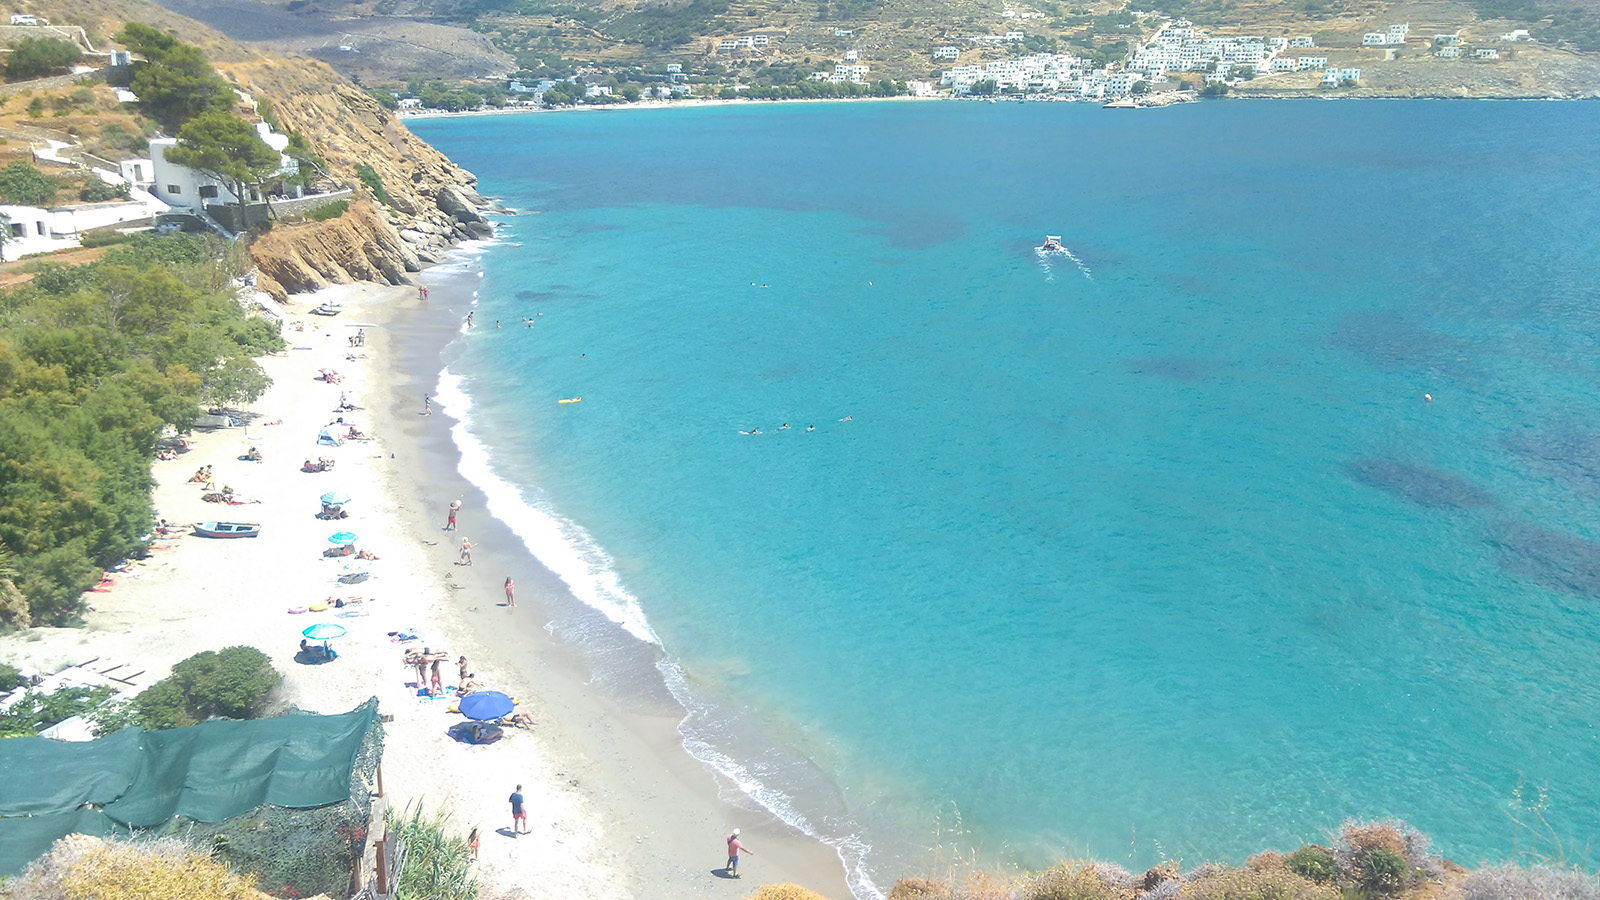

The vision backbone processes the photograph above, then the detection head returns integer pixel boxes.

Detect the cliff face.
[249,198,413,299]
[33,0,492,301]
[220,57,494,299]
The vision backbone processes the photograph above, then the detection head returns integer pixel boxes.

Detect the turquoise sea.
[410,100,1600,893]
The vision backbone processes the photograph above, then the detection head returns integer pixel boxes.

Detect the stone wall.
[205,189,354,231]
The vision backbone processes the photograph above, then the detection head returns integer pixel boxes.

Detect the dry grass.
[6,835,271,900]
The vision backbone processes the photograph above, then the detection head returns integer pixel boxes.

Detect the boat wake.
[1035,235,1093,281]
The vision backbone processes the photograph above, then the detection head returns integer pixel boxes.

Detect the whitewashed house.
[1363,32,1390,46]
[1437,46,1462,58]
[1,180,169,261]
[149,122,301,210]
[1297,56,1328,70]
[1269,57,1297,72]
[1321,68,1341,85]
[1339,67,1361,81]
[1475,48,1500,59]
[1289,36,1314,48]
[934,46,961,61]
[844,49,859,61]
[119,158,154,188]
[1388,23,1409,43]
[1500,29,1530,41]
[8,14,47,25]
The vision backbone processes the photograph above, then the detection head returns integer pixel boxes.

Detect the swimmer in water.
[806,425,815,432]
[839,415,852,422]
[740,427,761,435]
[779,423,790,430]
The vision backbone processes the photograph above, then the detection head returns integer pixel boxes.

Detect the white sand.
[0,281,851,900]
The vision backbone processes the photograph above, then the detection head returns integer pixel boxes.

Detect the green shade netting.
[0,704,376,876]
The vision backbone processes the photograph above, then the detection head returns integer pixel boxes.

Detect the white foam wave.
[436,250,885,897]
[433,367,660,644]
[1061,247,1093,280]
[659,657,886,900]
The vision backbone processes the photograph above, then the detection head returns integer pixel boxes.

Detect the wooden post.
[376,761,384,798]
[374,836,388,895]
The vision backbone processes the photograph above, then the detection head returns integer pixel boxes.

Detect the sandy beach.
[0,274,852,898]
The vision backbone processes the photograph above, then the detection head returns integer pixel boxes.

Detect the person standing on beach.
[429,658,443,696]
[504,576,515,608]
[446,499,461,531]
[725,828,752,877]
[509,785,527,835]
[424,394,431,416]
[468,826,480,860]
[460,538,473,566]
[458,655,469,690]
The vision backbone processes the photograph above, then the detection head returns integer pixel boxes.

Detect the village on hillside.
[361,4,1597,113]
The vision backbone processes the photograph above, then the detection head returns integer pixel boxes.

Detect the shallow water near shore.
[410,100,1600,890]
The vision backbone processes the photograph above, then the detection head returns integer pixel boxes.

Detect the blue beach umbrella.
[302,623,347,640]
[320,491,351,506]
[458,691,515,721]
[328,531,358,545]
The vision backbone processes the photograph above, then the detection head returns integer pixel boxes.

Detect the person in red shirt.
[726,828,753,877]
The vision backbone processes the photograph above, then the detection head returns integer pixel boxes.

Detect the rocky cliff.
[35,0,493,300]
[219,56,494,299]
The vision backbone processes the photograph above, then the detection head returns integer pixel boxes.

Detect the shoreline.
[387,246,867,898]
[0,268,855,898]
[398,90,1600,122]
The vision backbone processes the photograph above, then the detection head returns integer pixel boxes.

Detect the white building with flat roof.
[150,122,299,210]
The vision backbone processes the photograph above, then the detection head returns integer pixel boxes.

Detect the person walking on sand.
[468,826,480,860]
[424,394,431,416]
[509,785,527,835]
[726,828,752,877]
[460,538,473,566]
[458,655,470,690]
[446,498,461,531]
[504,576,515,608]
[429,658,443,696]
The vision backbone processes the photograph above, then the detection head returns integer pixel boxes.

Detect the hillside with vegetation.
[177,0,1600,97]
[0,1,492,627]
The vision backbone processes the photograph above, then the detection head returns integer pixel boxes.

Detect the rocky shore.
[212,57,497,299]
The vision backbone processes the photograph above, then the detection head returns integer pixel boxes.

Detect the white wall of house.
[0,194,168,261]
[149,126,300,210]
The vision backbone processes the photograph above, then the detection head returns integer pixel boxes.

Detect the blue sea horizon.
[411,100,1600,892]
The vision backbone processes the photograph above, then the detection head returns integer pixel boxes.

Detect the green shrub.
[0,661,20,691]
[132,647,280,729]
[6,37,84,79]
[387,805,478,900]
[306,199,348,221]
[1285,848,1337,883]
[0,685,116,737]
[353,163,389,204]
[1359,849,1408,894]
[79,180,130,203]
[0,161,60,205]
[78,232,133,249]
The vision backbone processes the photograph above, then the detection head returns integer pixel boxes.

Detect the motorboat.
[1037,235,1067,253]
[310,303,343,316]
[194,522,261,538]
